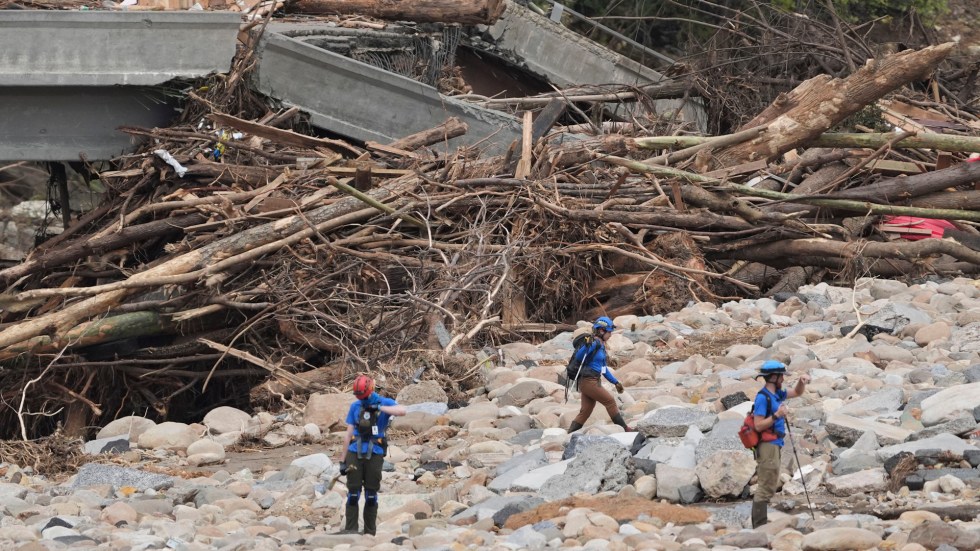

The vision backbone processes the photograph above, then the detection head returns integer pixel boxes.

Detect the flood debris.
[0,0,978,441]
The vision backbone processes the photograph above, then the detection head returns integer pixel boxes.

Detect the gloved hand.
[362,393,381,412]
[338,462,348,476]
[615,382,624,394]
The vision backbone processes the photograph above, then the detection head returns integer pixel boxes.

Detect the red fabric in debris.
[882,216,955,240]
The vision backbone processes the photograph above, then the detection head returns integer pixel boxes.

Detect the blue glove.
[362,393,381,411]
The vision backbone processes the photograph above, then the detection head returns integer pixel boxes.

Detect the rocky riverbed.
[2,277,980,550]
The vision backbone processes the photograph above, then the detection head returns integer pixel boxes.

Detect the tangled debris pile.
[1,3,979,441]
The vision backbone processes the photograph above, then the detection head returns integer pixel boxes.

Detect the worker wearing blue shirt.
[568,316,631,433]
[337,375,406,535]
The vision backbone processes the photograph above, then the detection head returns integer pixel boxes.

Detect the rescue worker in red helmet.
[337,374,406,535]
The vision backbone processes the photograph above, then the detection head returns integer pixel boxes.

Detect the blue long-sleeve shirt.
[570,339,619,384]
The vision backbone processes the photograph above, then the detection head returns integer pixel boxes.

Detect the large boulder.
[97,416,157,442]
[137,422,198,451]
[396,381,449,405]
[448,402,499,427]
[496,380,548,408]
[825,413,913,447]
[636,407,716,438]
[907,521,980,551]
[920,382,980,426]
[801,527,882,551]
[202,406,252,435]
[540,442,633,501]
[655,464,702,503]
[304,393,353,431]
[824,468,888,496]
[695,450,756,498]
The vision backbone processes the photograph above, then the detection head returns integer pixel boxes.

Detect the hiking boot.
[611,414,630,432]
[568,421,583,433]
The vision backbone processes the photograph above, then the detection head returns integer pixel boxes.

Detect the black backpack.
[564,333,598,390]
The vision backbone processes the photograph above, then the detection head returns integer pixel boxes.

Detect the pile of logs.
[0,26,978,439]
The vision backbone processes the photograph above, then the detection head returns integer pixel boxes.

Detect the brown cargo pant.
[572,376,620,425]
[754,442,782,501]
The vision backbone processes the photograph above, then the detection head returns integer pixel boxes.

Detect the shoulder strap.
[758,388,775,417]
[581,340,600,365]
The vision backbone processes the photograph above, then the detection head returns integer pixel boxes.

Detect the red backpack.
[738,391,779,449]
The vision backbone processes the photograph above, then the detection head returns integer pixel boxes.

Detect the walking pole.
[784,421,815,520]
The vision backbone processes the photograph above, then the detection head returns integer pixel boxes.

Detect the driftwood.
[711,43,956,168]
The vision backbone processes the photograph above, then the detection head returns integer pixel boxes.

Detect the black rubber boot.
[568,421,583,433]
[342,503,359,533]
[611,414,631,432]
[363,502,378,536]
[751,501,768,528]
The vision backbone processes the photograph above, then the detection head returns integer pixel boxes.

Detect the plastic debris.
[153,149,187,177]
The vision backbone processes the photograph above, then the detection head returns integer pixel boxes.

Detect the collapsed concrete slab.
[255,29,523,155]
[0,12,240,161]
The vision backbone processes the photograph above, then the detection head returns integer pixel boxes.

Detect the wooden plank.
[209,113,363,157]
[354,162,373,192]
[531,99,567,142]
[879,225,934,235]
[322,166,411,177]
[514,112,533,180]
[98,168,145,179]
[364,142,422,159]
[867,159,927,175]
[936,152,953,171]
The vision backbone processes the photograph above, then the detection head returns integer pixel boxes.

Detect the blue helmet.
[760,360,787,376]
[593,316,615,332]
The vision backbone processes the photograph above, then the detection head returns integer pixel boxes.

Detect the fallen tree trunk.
[208,113,363,157]
[474,79,694,109]
[0,176,418,351]
[808,132,980,154]
[727,183,980,222]
[908,191,980,210]
[287,0,507,24]
[634,131,980,155]
[386,117,468,151]
[0,213,207,287]
[828,159,980,202]
[712,43,954,168]
[0,311,172,361]
[722,236,980,266]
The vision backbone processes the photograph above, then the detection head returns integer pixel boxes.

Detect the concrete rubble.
[2,276,980,549]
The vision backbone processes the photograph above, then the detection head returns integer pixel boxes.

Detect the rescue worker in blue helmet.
[751,360,809,528]
[568,316,631,433]
[337,375,406,535]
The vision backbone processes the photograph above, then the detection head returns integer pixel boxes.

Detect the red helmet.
[352,375,375,400]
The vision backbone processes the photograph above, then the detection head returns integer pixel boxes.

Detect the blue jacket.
[570,339,619,385]
[346,393,397,455]
[753,387,787,447]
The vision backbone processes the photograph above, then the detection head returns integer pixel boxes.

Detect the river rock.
[801,527,882,550]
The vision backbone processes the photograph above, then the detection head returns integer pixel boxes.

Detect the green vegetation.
[835,103,891,133]
[823,0,949,25]
[550,0,951,50]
